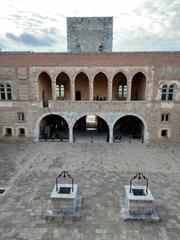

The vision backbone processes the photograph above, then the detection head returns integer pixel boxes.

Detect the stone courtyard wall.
[0,52,180,143]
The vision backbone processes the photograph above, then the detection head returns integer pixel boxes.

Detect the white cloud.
[0,0,180,51]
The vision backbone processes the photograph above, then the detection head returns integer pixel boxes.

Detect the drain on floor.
[0,188,9,196]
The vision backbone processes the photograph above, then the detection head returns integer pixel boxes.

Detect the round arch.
[72,114,109,143]
[35,113,69,142]
[113,113,148,143]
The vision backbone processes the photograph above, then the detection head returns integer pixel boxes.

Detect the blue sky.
[0,0,180,52]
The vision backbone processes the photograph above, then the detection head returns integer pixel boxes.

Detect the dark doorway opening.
[73,115,109,143]
[113,115,144,143]
[39,114,69,142]
[75,91,81,100]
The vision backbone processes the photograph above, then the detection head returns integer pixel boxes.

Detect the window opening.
[56,85,65,98]
[0,84,12,100]
[161,113,169,122]
[99,45,104,52]
[18,128,25,136]
[168,84,174,101]
[0,84,5,100]
[161,85,168,100]
[161,84,175,101]
[6,84,12,100]
[118,85,127,100]
[17,112,25,122]
[161,129,168,137]
[76,45,81,53]
[5,128,12,136]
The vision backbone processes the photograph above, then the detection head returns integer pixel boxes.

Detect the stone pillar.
[109,126,113,143]
[71,80,75,101]
[89,81,93,101]
[69,126,74,143]
[108,80,112,101]
[52,81,56,100]
[127,77,132,101]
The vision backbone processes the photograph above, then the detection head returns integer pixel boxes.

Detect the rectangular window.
[168,93,173,101]
[118,85,123,99]
[123,85,127,100]
[161,129,168,137]
[18,128,25,136]
[161,87,167,100]
[118,85,127,100]
[5,128,12,136]
[60,85,65,98]
[17,112,25,122]
[56,85,60,98]
[161,113,169,122]
[0,85,5,100]
[161,93,166,101]
[56,85,65,98]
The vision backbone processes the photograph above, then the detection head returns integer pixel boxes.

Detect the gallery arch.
[73,115,109,142]
[75,72,89,100]
[131,72,146,101]
[56,72,70,100]
[38,72,52,100]
[112,72,127,100]
[39,114,69,141]
[93,72,108,100]
[113,115,144,143]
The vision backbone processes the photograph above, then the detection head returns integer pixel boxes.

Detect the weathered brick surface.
[0,52,180,143]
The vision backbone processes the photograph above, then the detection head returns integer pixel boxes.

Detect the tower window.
[76,45,81,53]
[99,45,104,52]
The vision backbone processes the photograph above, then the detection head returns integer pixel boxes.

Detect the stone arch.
[112,72,127,100]
[37,72,52,100]
[75,72,89,100]
[72,113,110,143]
[131,72,146,100]
[112,113,149,143]
[35,113,69,141]
[56,72,70,100]
[93,72,108,100]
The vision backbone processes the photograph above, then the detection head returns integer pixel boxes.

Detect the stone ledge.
[120,197,160,222]
[45,196,83,221]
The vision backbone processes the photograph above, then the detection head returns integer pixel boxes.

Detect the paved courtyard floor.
[0,142,180,240]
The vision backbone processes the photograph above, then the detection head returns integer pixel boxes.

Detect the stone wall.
[67,17,113,52]
[0,52,180,144]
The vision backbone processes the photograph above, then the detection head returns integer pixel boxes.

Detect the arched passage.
[113,115,144,143]
[75,72,89,100]
[38,72,52,100]
[112,72,127,100]
[93,72,108,100]
[131,72,146,100]
[56,72,70,100]
[73,115,109,143]
[39,114,69,141]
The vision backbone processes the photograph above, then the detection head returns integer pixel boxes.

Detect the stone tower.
[67,17,113,53]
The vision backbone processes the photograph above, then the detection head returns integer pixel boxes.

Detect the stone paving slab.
[0,142,180,239]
